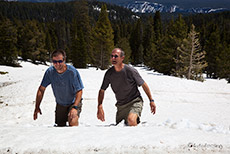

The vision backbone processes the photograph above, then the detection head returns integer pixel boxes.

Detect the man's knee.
[68,116,79,126]
[127,113,138,126]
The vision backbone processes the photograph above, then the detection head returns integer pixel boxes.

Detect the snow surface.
[0,61,230,153]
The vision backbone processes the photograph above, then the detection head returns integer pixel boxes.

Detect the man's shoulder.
[104,66,114,77]
[106,66,114,72]
[124,64,137,72]
[67,64,75,69]
[46,66,55,73]
[67,64,78,73]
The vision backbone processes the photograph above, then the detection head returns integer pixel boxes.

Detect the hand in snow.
[33,108,42,120]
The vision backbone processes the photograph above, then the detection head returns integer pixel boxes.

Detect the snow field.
[0,61,230,153]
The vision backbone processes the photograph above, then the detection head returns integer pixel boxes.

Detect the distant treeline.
[0,0,229,82]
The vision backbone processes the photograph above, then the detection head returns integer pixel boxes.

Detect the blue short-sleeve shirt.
[41,65,84,106]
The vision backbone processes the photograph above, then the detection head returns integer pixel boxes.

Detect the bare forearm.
[142,82,156,114]
[98,89,105,107]
[142,82,153,101]
[73,90,83,106]
[35,86,45,109]
[34,86,45,120]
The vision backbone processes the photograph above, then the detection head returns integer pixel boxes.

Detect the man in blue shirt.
[33,49,84,127]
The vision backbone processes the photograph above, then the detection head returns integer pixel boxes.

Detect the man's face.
[110,49,124,66]
[52,54,65,71]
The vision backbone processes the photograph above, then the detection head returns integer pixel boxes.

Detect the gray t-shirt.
[101,64,144,105]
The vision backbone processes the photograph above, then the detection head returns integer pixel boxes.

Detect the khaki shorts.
[115,97,143,125]
[55,100,82,126]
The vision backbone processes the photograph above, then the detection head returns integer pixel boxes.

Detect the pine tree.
[20,20,47,64]
[157,15,188,75]
[73,0,93,64]
[169,15,188,40]
[204,23,221,78]
[116,37,131,64]
[129,19,143,65]
[216,42,230,83]
[168,15,188,73]
[44,28,53,58]
[15,19,24,59]
[70,17,78,66]
[113,23,121,46]
[76,28,87,68]
[47,23,58,52]
[50,20,70,53]
[156,36,175,75]
[142,16,157,69]
[152,11,165,73]
[92,4,114,70]
[216,19,230,82]
[0,16,18,66]
[154,11,162,42]
[71,24,87,68]
[175,24,207,81]
[32,22,47,64]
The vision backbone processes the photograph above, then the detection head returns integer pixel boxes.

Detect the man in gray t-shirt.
[97,48,156,126]
[101,64,144,106]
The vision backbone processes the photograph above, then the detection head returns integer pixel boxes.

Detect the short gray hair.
[113,48,125,57]
[120,49,125,57]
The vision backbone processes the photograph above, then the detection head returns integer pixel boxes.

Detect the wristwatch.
[150,99,154,102]
[72,106,78,110]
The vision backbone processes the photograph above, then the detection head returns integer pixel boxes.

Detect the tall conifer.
[0,17,18,66]
[216,42,230,83]
[143,16,157,69]
[129,19,143,65]
[154,11,162,42]
[92,4,114,70]
[74,0,93,64]
[175,24,207,81]
[157,15,187,75]
[117,37,131,64]
[20,20,47,64]
[204,23,221,78]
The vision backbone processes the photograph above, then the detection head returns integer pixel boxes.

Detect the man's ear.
[63,55,67,62]
[122,56,125,62]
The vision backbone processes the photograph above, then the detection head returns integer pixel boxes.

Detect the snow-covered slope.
[0,61,230,153]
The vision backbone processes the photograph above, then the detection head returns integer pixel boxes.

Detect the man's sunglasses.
[52,60,64,64]
[111,55,119,58]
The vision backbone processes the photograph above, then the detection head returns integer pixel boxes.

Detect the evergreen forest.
[0,0,230,82]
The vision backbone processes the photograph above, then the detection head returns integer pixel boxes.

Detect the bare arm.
[97,89,105,121]
[73,89,83,106]
[69,89,83,119]
[33,85,46,120]
[142,82,156,114]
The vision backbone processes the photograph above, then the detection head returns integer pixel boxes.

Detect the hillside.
[0,1,137,22]
[0,61,230,153]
